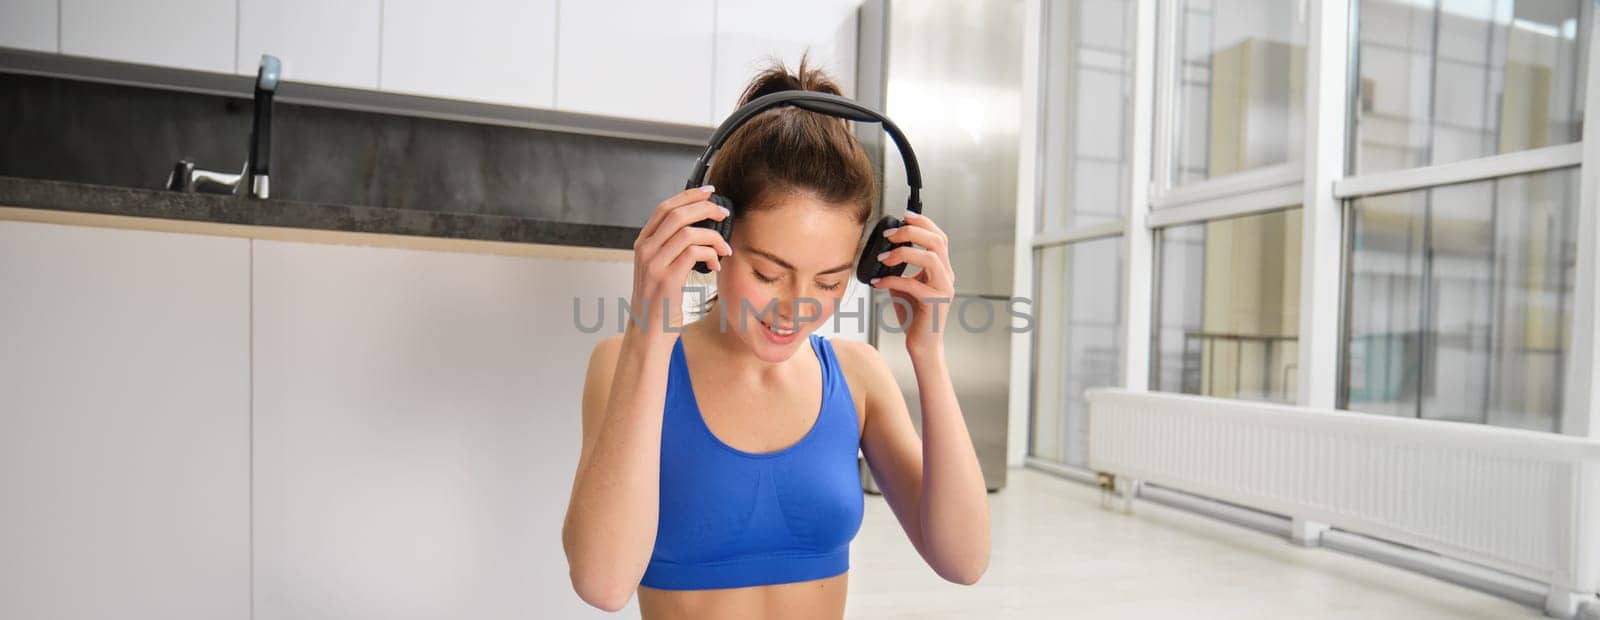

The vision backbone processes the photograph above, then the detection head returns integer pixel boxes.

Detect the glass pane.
[1030,238,1125,466]
[1171,0,1307,185]
[1037,0,1136,232]
[1354,0,1589,173]
[1153,209,1303,402]
[1344,167,1579,432]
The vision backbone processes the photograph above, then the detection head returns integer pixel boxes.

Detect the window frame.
[1331,0,1599,434]
[1024,0,1600,447]
[1150,0,1314,209]
[1023,0,1149,472]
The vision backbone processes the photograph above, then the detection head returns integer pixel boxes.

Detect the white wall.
[0,221,252,620]
[250,239,633,618]
[380,0,558,107]
[0,0,57,52]
[713,0,860,120]
[26,0,864,129]
[60,0,236,74]
[0,218,642,617]
[238,0,382,89]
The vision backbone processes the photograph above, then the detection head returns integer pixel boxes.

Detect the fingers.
[883,212,955,288]
[666,244,723,276]
[637,185,720,245]
[875,246,952,288]
[637,199,731,257]
[653,225,732,273]
[901,211,946,239]
[870,275,942,301]
[881,218,947,256]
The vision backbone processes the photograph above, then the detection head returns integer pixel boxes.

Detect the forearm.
[910,345,992,583]
[563,330,675,595]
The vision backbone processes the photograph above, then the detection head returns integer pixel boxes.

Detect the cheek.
[714,268,776,315]
[806,288,850,326]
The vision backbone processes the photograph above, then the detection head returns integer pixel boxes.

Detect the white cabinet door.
[0,0,57,52]
[380,0,557,108]
[60,0,235,74]
[712,0,861,121]
[0,221,251,620]
[251,240,633,619]
[237,0,380,89]
[556,0,715,125]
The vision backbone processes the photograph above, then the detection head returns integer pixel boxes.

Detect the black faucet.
[247,54,277,198]
[166,54,279,198]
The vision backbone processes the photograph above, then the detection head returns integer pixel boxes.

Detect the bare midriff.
[636,572,848,620]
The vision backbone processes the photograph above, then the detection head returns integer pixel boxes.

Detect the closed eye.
[753,269,843,292]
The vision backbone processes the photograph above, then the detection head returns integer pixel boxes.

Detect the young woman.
[562,60,991,619]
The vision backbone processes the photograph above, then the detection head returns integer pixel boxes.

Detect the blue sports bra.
[640,333,865,590]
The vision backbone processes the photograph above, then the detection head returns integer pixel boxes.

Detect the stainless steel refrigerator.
[859,0,1025,493]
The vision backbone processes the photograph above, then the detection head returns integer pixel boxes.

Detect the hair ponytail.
[709,53,875,222]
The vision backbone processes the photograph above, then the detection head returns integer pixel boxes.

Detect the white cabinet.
[250,240,632,619]
[38,0,864,128]
[237,0,380,89]
[60,0,235,74]
[556,0,715,125]
[380,0,557,107]
[0,221,251,620]
[712,0,861,121]
[0,0,57,52]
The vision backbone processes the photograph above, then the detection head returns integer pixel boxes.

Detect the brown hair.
[706,55,878,224]
[694,55,878,317]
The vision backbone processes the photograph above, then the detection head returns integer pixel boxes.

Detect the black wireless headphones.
[685,90,924,285]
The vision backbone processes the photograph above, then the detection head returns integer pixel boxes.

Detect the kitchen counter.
[0,175,637,260]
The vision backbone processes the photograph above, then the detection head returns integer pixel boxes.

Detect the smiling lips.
[758,318,800,344]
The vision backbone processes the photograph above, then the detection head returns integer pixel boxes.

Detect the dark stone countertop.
[0,176,639,250]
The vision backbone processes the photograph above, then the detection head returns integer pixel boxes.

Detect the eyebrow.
[747,247,855,275]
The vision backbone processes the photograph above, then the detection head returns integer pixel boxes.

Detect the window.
[1023,0,1595,457]
[1171,0,1307,185]
[1341,0,1592,433]
[1343,167,1579,432]
[1028,0,1135,468]
[1031,238,1125,466]
[1354,0,1590,173]
[1038,0,1137,231]
[1153,208,1303,402]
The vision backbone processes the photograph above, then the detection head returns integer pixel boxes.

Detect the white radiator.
[1086,389,1600,616]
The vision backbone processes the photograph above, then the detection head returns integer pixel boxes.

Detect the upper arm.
[833,339,929,554]
[574,334,624,486]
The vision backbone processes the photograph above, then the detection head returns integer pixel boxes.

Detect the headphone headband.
[684,90,923,213]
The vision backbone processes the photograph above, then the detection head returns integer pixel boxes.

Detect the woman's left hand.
[871,211,955,358]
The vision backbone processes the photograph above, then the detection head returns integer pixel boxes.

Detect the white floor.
[845,467,1542,619]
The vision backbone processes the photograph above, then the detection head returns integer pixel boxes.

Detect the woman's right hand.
[628,185,733,338]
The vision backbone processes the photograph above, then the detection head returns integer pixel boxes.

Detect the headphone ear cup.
[689,194,736,274]
[856,215,911,284]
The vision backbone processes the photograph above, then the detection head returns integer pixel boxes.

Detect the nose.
[771,296,826,326]
[785,279,834,303]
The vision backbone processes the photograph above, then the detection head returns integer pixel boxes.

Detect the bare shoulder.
[589,334,625,369]
[826,337,879,371]
[585,334,625,381]
[824,337,898,409]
